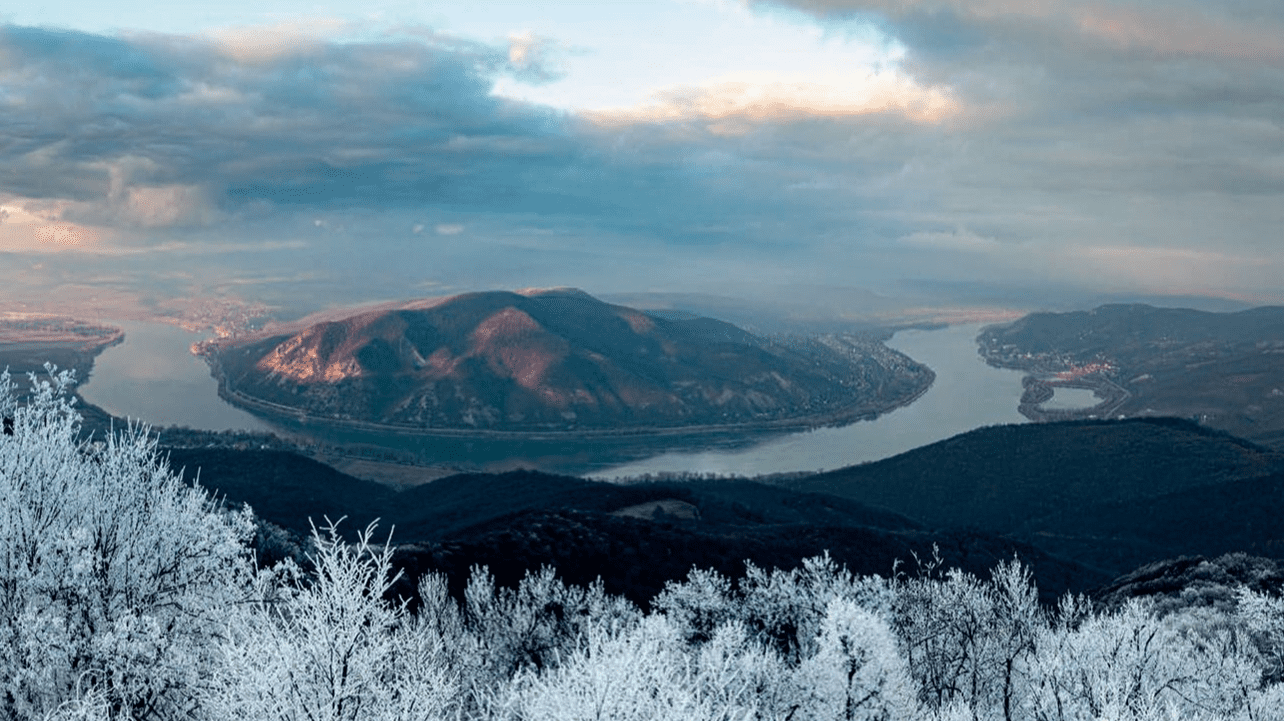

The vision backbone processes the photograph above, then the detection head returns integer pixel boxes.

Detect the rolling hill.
[168,416,1284,607]
[784,417,1284,576]
[204,288,932,434]
[168,447,1103,607]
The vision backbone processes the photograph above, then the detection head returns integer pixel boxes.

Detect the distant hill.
[206,288,932,434]
[984,304,1284,355]
[784,417,1284,576]
[978,304,1284,445]
[166,416,1284,606]
[1030,471,1284,573]
[788,418,1281,532]
[171,448,1101,607]
[388,509,1096,611]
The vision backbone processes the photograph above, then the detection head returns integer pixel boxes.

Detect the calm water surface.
[595,323,1028,478]
[76,321,1031,475]
[78,321,274,432]
[1041,387,1100,410]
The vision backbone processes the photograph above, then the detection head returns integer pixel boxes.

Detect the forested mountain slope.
[169,448,1100,605]
[786,417,1284,576]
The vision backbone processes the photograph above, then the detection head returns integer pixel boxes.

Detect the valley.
[7,300,1284,611]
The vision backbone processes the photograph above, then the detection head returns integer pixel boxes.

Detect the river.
[78,321,275,433]
[594,322,1028,477]
[75,320,1030,477]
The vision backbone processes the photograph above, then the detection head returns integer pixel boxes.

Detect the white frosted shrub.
[0,366,255,721]
[737,552,894,666]
[202,519,457,721]
[795,597,919,721]
[692,620,794,719]
[506,613,755,721]
[892,565,1000,714]
[1238,586,1284,682]
[654,566,738,646]
[1024,598,1263,721]
[462,563,641,678]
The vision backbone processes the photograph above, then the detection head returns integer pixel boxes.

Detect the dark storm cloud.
[0,24,602,223]
[2,4,1281,308]
[0,22,850,254]
[737,0,1284,297]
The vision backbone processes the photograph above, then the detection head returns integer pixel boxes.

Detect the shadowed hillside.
[1029,472,1284,573]
[787,418,1282,533]
[784,417,1284,576]
[171,448,1102,606]
[388,509,1096,611]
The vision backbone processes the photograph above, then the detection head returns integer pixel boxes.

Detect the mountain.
[978,304,1284,445]
[206,288,932,433]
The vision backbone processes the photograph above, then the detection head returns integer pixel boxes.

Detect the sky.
[1,0,1281,326]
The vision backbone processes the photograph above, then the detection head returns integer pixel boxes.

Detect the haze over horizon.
[2,0,1281,327]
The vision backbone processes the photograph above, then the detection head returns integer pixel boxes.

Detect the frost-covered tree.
[1025,598,1264,721]
[794,597,919,720]
[1238,586,1284,684]
[462,563,640,678]
[503,613,760,721]
[0,366,257,720]
[737,552,893,667]
[658,551,892,666]
[653,566,739,647]
[893,563,1001,715]
[203,519,457,721]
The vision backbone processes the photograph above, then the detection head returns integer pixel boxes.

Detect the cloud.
[899,227,1000,252]
[1,3,1282,311]
[1071,6,1284,63]
[506,30,568,84]
[588,70,958,125]
[0,23,562,225]
[207,18,356,63]
[0,198,107,252]
[1071,244,1284,298]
